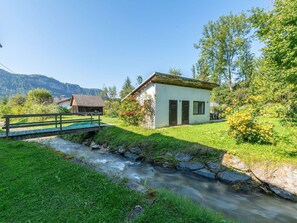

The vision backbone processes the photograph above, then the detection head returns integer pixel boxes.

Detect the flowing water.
[33,137,297,223]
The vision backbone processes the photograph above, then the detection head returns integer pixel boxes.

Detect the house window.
[193,101,205,115]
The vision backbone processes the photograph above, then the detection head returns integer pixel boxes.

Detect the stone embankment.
[90,141,297,201]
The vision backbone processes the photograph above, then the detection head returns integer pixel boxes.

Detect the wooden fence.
[1,113,101,139]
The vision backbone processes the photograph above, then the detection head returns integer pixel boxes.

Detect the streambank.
[35,137,297,223]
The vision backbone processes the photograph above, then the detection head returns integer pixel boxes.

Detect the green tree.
[99,86,117,101]
[120,77,134,99]
[168,68,182,76]
[250,0,297,121]
[7,94,27,115]
[27,88,53,105]
[8,94,26,107]
[194,13,253,91]
[136,75,143,85]
[191,65,196,79]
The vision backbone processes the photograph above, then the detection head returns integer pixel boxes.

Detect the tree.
[8,94,26,107]
[27,88,53,105]
[168,68,182,76]
[136,75,143,85]
[120,77,134,99]
[194,13,253,91]
[251,1,297,86]
[191,65,196,79]
[99,86,117,101]
[7,94,27,115]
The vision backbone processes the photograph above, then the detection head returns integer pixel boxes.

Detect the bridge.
[0,113,106,140]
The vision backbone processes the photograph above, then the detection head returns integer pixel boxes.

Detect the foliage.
[27,88,53,105]
[119,95,144,125]
[250,0,297,124]
[250,0,297,86]
[58,106,71,114]
[104,100,121,117]
[25,103,58,117]
[0,97,10,118]
[168,68,183,76]
[227,109,274,144]
[280,103,297,126]
[5,94,27,115]
[136,75,143,85]
[0,90,58,120]
[194,13,254,90]
[260,103,286,118]
[98,85,117,101]
[119,77,134,99]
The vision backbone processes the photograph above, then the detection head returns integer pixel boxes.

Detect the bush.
[227,110,274,144]
[260,103,286,118]
[104,100,120,117]
[119,95,143,125]
[280,102,297,126]
[58,106,71,114]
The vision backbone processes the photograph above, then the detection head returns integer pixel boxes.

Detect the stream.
[33,137,297,223]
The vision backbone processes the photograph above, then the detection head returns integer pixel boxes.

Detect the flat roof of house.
[70,94,105,107]
[122,72,219,101]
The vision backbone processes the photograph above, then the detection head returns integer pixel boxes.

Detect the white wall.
[138,83,156,128]
[154,83,210,128]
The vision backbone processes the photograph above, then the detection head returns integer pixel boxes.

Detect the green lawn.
[97,116,297,166]
[0,139,229,223]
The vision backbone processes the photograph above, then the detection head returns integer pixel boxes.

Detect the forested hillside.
[0,69,100,97]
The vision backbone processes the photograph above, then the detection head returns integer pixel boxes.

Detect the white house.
[122,72,218,128]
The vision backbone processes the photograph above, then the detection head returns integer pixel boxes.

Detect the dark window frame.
[193,101,205,115]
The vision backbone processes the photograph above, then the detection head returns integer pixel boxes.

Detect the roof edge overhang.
[121,72,219,102]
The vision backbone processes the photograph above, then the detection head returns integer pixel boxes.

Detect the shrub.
[227,110,274,144]
[58,106,71,114]
[280,102,297,126]
[104,100,120,117]
[119,95,143,125]
[260,103,286,118]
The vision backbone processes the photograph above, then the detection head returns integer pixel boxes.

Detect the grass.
[0,139,229,223]
[96,116,297,166]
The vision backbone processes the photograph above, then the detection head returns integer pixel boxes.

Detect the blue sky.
[0,0,272,90]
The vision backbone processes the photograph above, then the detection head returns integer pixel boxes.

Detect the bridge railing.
[1,113,101,138]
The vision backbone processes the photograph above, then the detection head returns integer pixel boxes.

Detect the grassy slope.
[98,117,297,165]
[0,139,229,223]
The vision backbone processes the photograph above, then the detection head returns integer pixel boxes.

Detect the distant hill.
[0,69,101,98]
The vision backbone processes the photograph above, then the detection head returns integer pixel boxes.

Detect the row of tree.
[191,0,296,121]
[0,88,59,118]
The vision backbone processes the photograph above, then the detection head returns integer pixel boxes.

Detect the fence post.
[91,114,93,124]
[5,116,9,139]
[59,114,62,132]
[55,115,58,128]
[98,113,100,127]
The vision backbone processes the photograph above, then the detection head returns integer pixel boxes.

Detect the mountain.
[0,69,101,98]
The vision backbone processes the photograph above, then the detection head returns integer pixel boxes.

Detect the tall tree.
[120,77,134,99]
[168,68,182,76]
[99,86,117,101]
[191,65,196,79]
[251,1,297,86]
[194,13,253,91]
[27,88,53,105]
[136,75,143,85]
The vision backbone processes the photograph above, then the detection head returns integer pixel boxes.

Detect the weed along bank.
[122,72,218,128]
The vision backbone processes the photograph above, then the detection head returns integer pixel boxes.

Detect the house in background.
[122,72,218,128]
[56,98,71,109]
[70,94,105,114]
